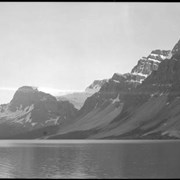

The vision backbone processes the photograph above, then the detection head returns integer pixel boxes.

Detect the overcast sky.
[0,2,180,103]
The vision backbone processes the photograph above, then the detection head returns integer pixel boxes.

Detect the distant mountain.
[0,86,78,138]
[57,92,92,110]
[57,79,107,109]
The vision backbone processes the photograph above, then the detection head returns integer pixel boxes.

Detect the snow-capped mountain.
[48,47,176,139]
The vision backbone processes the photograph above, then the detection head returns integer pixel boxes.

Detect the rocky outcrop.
[85,79,108,93]
[131,49,171,83]
[172,39,180,58]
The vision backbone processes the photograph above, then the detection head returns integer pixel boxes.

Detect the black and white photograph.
[0,1,179,178]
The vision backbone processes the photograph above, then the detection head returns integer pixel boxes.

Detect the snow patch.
[45,117,59,125]
[160,55,167,60]
[150,53,159,57]
[31,122,37,126]
[112,80,120,83]
[166,52,172,59]
[94,103,98,109]
[111,94,120,104]
[141,57,147,60]
[25,113,32,123]
[132,72,148,77]
[140,79,144,83]
[147,58,160,63]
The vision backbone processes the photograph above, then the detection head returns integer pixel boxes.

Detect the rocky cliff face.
[131,49,171,83]
[84,40,180,139]
[85,79,108,93]
[172,39,180,57]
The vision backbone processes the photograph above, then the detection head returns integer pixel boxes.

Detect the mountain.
[0,86,78,139]
[48,48,173,139]
[0,39,178,140]
[90,44,180,139]
[57,79,107,109]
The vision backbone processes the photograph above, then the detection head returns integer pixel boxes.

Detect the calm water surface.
[0,140,179,178]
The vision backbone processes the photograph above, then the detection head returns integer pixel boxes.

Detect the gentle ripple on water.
[0,140,178,178]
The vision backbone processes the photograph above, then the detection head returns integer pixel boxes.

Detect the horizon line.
[0,87,85,94]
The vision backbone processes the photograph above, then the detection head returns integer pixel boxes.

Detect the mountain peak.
[131,49,171,81]
[112,73,124,80]
[9,86,57,111]
[85,79,107,93]
[17,86,38,92]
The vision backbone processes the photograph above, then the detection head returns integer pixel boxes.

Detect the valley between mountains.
[1,39,180,139]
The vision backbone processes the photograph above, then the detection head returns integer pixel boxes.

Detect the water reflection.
[0,147,35,178]
[0,141,179,178]
[122,143,180,178]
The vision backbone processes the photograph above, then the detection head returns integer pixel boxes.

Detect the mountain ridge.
[0,38,180,139]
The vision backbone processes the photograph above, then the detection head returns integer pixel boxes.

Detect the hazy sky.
[0,2,180,103]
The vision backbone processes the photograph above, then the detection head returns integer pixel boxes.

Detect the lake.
[0,140,179,178]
